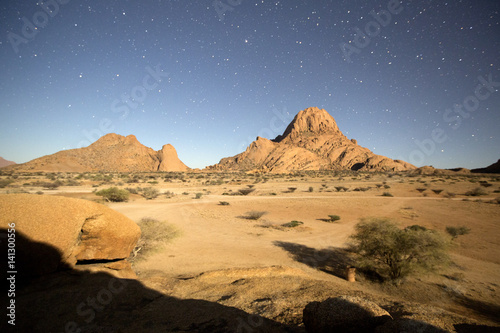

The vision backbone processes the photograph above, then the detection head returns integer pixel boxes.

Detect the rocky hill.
[208,107,415,173]
[0,157,16,168]
[472,159,500,174]
[6,134,189,172]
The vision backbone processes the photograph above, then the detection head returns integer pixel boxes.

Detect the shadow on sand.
[273,241,354,279]
[0,229,297,333]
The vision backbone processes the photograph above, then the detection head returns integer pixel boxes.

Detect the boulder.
[303,295,392,333]
[0,194,140,276]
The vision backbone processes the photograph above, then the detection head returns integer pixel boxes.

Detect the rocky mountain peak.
[274,107,344,143]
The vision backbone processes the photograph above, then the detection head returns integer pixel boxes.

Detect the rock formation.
[208,107,415,173]
[472,159,500,174]
[6,133,189,172]
[0,194,140,278]
[303,296,392,333]
[0,156,16,168]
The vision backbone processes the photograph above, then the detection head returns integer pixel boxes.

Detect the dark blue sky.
[1,1,499,169]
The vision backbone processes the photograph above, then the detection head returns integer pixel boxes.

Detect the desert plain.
[1,169,499,331]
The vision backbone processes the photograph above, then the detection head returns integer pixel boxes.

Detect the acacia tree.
[350,218,449,281]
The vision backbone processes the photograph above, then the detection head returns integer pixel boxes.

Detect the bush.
[308,186,314,192]
[465,187,487,196]
[0,179,14,188]
[282,220,303,228]
[141,187,159,200]
[125,187,139,194]
[327,215,341,222]
[42,181,61,190]
[194,193,203,199]
[382,192,393,197]
[239,188,255,195]
[245,211,267,220]
[96,187,129,202]
[133,217,180,259]
[219,201,230,206]
[288,187,297,193]
[350,218,449,281]
[446,226,471,239]
[164,191,175,198]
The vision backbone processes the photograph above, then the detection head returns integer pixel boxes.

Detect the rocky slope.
[6,133,189,172]
[472,159,500,174]
[0,157,16,168]
[208,107,415,173]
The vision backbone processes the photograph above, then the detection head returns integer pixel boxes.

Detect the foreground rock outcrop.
[303,296,392,332]
[5,133,189,172]
[0,194,140,278]
[208,107,415,173]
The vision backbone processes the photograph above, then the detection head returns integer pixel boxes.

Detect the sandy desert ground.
[2,170,500,328]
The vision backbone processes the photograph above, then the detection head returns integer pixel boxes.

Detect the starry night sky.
[1,1,499,169]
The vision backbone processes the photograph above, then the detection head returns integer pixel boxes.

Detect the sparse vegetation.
[350,218,449,281]
[133,217,181,259]
[465,187,487,196]
[245,211,267,220]
[327,215,341,222]
[95,187,129,202]
[194,193,203,199]
[164,191,175,198]
[282,220,304,228]
[238,188,255,195]
[446,226,471,239]
[141,187,159,200]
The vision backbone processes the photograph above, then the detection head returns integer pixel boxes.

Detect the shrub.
[194,193,203,199]
[245,211,267,220]
[416,188,427,193]
[308,186,314,192]
[238,188,255,195]
[327,215,341,222]
[444,191,456,199]
[288,187,297,193]
[465,187,487,196]
[350,218,449,281]
[446,226,471,239]
[282,220,304,228]
[133,217,180,259]
[141,187,159,200]
[95,187,129,202]
[219,201,230,206]
[432,189,444,195]
[164,191,175,198]
[42,181,61,190]
[382,192,393,197]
